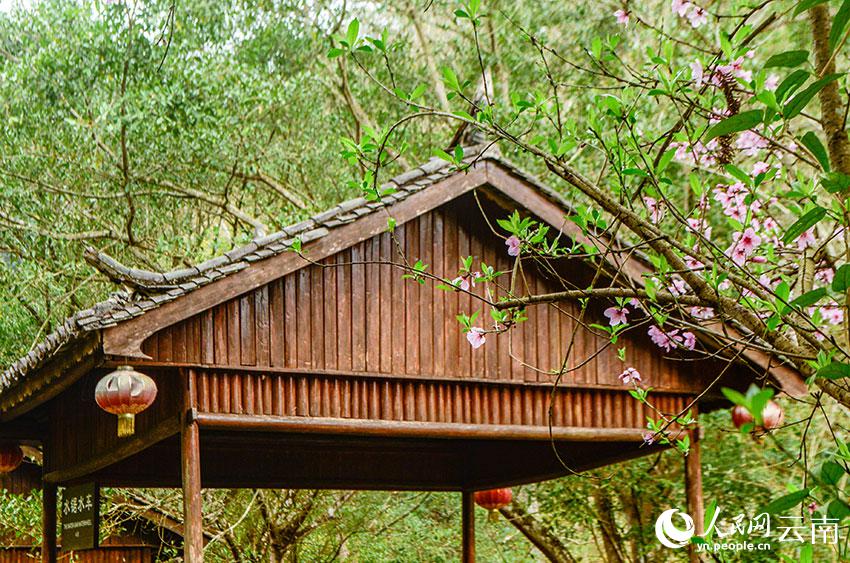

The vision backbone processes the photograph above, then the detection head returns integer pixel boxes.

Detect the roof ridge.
[0,143,495,392]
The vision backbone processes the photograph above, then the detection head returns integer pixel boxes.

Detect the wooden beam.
[182,369,204,563]
[41,481,57,563]
[685,427,704,563]
[43,416,181,484]
[462,490,475,563]
[102,166,490,359]
[195,413,653,442]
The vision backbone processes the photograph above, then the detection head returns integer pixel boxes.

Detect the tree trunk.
[499,501,578,563]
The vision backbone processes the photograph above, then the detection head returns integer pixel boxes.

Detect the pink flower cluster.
[648,325,696,352]
[618,367,642,384]
[466,328,486,349]
[672,0,708,27]
[604,306,629,326]
[614,9,630,25]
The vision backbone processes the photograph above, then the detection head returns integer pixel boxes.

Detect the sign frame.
[60,482,100,551]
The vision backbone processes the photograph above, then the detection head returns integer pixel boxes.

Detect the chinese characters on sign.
[60,482,99,551]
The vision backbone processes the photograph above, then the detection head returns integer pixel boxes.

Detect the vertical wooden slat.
[324,255,338,371]
[338,248,353,372]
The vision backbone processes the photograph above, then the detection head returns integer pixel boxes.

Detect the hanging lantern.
[474,488,513,522]
[731,400,784,432]
[0,444,23,474]
[95,366,157,438]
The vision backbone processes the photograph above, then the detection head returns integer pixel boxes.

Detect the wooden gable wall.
[129,191,716,430]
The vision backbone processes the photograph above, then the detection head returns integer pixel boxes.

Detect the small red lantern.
[95,366,157,438]
[474,488,513,522]
[0,444,23,474]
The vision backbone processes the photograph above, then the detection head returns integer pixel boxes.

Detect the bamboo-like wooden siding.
[190,369,692,429]
[135,195,709,429]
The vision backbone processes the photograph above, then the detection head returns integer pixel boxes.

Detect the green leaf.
[346,19,360,48]
[830,0,850,51]
[721,387,748,407]
[776,70,810,103]
[827,499,850,521]
[800,131,830,171]
[822,171,850,193]
[784,74,844,119]
[821,461,845,485]
[832,264,850,292]
[327,47,345,58]
[816,362,850,379]
[762,489,810,514]
[791,287,827,308]
[705,110,763,141]
[794,0,829,16]
[764,50,809,68]
[782,206,826,244]
[725,164,752,186]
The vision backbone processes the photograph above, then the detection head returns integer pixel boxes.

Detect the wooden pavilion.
[0,144,805,561]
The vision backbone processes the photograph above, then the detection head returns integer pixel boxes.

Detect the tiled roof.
[1,143,566,395]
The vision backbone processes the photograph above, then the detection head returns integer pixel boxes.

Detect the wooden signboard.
[61,482,99,551]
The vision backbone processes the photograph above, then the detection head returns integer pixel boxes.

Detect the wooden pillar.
[462,490,475,563]
[182,370,204,562]
[685,426,704,563]
[41,481,57,563]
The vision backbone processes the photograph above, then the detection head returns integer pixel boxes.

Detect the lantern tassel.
[488,510,499,523]
[117,414,136,438]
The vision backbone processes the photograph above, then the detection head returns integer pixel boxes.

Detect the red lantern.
[474,488,513,522]
[95,366,157,438]
[0,444,23,474]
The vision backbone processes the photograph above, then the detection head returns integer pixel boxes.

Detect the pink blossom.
[690,60,704,86]
[796,228,817,251]
[752,161,770,176]
[687,6,708,27]
[734,228,762,256]
[614,9,630,25]
[642,431,656,445]
[682,331,696,350]
[765,74,779,90]
[629,297,641,308]
[505,235,521,257]
[466,328,486,349]
[669,278,688,296]
[453,274,476,291]
[762,217,778,232]
[671,0,690,16]
[604,306,629,326]
[648,326,675,352]
[820,306,844,326]
[816,268,835,284]
[737,130,768,155]
[618,367,642,384]
[808,502,818,515]
[643,197,664,223]
[690,306,714,319]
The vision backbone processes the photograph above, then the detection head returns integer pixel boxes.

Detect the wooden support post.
[462,490,475,563]
[182,370,204,562]
[41,481,57,563]
[685,426,704,563]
